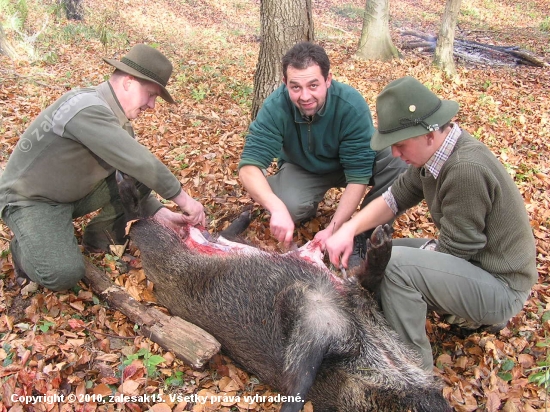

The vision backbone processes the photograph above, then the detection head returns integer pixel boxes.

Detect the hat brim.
[371,100,459,150]
[104,58,175,104]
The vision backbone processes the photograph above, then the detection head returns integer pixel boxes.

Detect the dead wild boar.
[118,172,451,412]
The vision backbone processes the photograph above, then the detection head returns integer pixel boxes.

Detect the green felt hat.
[371,76,459,150]
[104,44,175,104]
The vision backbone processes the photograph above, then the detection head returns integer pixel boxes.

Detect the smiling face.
[284,64,332,117]
[119,76,161,120]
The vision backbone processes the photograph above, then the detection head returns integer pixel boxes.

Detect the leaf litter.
[0,0,549,410]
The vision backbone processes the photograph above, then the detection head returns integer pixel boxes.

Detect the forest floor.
[1,0,550,411]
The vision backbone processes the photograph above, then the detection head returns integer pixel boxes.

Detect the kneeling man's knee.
[35,259,86,291]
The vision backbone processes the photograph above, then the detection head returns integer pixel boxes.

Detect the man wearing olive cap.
[0,44,205,291]
[326,76,537,371]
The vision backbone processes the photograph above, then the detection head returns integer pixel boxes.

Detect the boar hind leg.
[356,224,392,295]
[218,209,252,241]
[275,282,353,412]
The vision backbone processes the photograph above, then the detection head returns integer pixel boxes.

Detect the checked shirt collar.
[424,123,461,179]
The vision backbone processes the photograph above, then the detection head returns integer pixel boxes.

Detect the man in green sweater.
[0,44,205,291]
[238,42,406,252]
[326,76,537,370]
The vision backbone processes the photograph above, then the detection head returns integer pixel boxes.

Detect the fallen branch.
[181,113,225,123]
[84,260,221,369]
[0,69,63,89]
[399,30,437,42]
[400,30,548,67]
[320,22,352,34]
[508,49,548,67]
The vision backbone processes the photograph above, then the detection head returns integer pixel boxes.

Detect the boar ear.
[116,170,142,220]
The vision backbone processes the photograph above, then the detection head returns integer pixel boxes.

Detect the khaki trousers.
[382,239,531,370]
[267,147,407,222]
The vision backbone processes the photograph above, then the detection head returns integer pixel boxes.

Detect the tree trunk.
[355,0,400,61]
[0,26,19,60]
[250,0,314,120]
[62,0,84,20]
[434,0,463,76]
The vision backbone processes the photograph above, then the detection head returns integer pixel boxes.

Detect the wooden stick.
[84,260,221,369]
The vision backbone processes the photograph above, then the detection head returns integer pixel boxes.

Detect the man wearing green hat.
[326,76,537,370]
[0,44,205,291]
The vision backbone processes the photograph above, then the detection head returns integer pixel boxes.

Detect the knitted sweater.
[0,82,181,216]
[239,80,375,184]
[391,131,537,292]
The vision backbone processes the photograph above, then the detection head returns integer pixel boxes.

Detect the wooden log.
[399,30,437,43]
[400,30,548,67]
[83,260,221,369]
[400,41,435,50]
[508,49,548,67]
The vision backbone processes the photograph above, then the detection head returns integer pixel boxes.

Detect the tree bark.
[62,0,84,20]
[0,26,19,60]
[250,0,314,120]
[355,0,400,61]
[84,260,221,369]
[434,0,463,76]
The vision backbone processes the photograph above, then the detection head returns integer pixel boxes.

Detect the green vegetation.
[123,348,166,377]
[163,370,185,387]
[37,320,55,333]
[191,85,209,102]
[0,0,28,30]
[2,343,14,367]
[528,332,550,407]
[497,358,515,382]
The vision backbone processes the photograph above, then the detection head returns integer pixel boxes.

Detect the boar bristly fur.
[127,217,450,412]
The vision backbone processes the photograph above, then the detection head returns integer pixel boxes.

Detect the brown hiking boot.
[445,314,508,337]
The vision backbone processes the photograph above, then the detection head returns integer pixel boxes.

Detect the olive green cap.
[371,76,459,150]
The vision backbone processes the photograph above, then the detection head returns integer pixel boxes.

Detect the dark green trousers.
[3,173,151,291]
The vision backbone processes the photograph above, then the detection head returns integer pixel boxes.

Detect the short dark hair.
[282,42,330,80]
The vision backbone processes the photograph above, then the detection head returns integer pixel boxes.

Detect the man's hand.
[269,208,295,248]
[179,196,206,227]
[313,225,334,248]
[325,222,356,269]
[169,191,206,227]
[239,166,295,247]
[153,207,204,233]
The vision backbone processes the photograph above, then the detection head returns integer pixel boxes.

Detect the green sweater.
[239,80,375,184]
[0,82,181,216]
[391,131,537,292]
